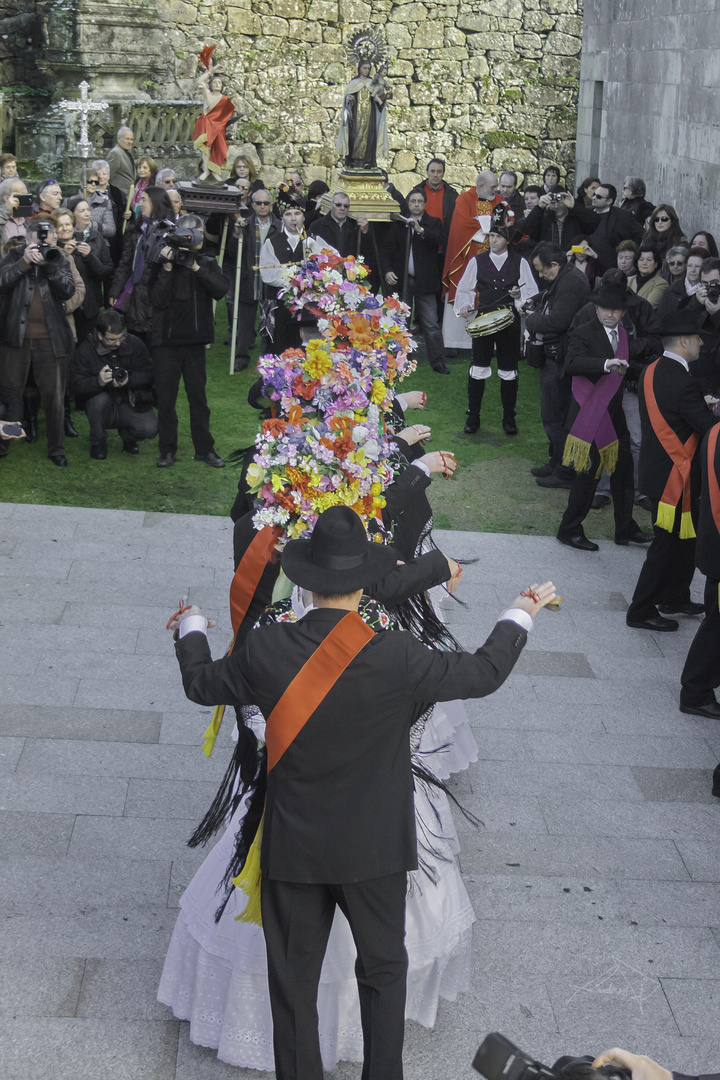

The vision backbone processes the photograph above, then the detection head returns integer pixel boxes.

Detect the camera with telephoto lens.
[34,221,62,262]
[472,1034,632,1080]
[109,363,128,384]
[705,281,720,304]
[154,219,202,267]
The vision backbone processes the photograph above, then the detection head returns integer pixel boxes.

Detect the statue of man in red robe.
[193,48,237,182]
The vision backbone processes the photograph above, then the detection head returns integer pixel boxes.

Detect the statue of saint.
[336,39,391,169]
[193,52,237,181]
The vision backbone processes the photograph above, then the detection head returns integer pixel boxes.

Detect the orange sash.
[265,610,375,772]
[706,425,720,609]
[643,360,698,537]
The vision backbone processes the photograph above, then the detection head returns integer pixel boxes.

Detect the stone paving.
[1,501,719,1080]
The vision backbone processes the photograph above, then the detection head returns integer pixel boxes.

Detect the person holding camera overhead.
[108,185,175,347]
[0,216,76,465]
[70,309,158,459]
[148,213,228,469]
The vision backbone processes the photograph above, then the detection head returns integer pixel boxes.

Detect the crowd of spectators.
[0,134,718,490]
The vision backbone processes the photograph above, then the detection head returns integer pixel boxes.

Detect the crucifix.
[57,80,109,195]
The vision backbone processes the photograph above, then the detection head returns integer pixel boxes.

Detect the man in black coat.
[383,189,449,372]
[0,217,76,465]
[626,310,717,631]
[149,213,228,469]
[522,242,591,487]
[521,186,589,252]
[173,505,556,1080]
[223,189,280,371]
[555,282,651,550]
[307,190,370,258]
[70,309,158,459]
[573,182,645,268]
[679,422,720,717]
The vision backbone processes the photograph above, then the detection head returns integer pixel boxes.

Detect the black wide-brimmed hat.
[276,182,306,213]
[659,309,713,338]
[282,506,397,593]
[593,282,631,308]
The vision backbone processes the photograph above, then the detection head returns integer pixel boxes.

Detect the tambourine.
[466,307,514,338]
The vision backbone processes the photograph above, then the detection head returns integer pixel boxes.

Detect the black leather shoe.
[431,362,451,374]
[194,451,225,468]
[537,473,574,489]
[25,418,38,443]
[502,417,518,435]
[658,601,705,616]
[592,494,611,509]
[464,415,480,434]
[90,444,107,460]
[234,356,250,372]
[615,529,653,546]
[530,462,554,478]
[49,453,68,466]
[156,452,175,468]
[712,764,720,797]
[626,613,679,632]
[635,494,653,512]
[557,534,599,551]
[680,700,720,719]
[122,441,139,455]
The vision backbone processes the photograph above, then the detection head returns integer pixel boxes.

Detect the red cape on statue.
[442,189,504,301]
[193,95,235,170]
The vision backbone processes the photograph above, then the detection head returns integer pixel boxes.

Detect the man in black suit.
[383,189,449,372]
[555,282,651,550]
[173,506,556,1080]
[626,310,717,631]
[307,190,370,258]
[574,182,645,268]
[520,186,589,251]
[224,188,280,371]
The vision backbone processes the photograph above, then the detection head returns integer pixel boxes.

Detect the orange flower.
[287,404,304,426]
[329,415,355,432]
[262,417,287,437]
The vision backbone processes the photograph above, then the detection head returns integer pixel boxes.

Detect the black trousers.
[627,498,698,620]
[261,872,408,1080]
[538,358,573,478]
[152,344,215,457]
[558,423,635,542]
[0,339,68,456]
[471,315,521,373]
[680,576,720,705]
[84,393,158,447]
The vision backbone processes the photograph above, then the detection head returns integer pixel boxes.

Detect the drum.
[466,307,514,337]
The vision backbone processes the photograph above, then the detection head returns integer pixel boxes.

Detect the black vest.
[268,231,304,265]
[474,247,522,308]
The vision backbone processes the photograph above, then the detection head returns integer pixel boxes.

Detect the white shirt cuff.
[412,459,431,476]
[396,394,408,412]
[179,613,209,638]
[499,607,533,632]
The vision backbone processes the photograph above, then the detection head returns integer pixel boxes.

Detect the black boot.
[23,396,39,443]
[464,375,485,434]
[500,377,518,435]
[64,398,79,438]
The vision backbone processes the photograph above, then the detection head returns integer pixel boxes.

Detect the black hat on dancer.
[282,506,397,593]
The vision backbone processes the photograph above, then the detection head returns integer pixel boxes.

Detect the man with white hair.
[107,126,135,198]
[0,177,29,245]
[156,168,177,189]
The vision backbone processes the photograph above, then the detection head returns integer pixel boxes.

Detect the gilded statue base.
[321,167,402,222]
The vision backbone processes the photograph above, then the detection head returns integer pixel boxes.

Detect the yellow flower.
[271,473,286,493]
[246,462,265,490]
[370,379,386,405]
[304,340,333,380]
[370,482,382,496]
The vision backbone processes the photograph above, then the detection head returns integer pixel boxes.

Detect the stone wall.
[3,0,583,194]
[156,0,583,192]
[576,0,720,239]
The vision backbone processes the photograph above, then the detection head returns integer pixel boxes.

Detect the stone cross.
[57,80,109,159]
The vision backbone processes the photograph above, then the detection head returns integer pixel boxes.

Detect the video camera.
[473,1034,631,1080]
[33,221,63,263]
[154,219,203,267]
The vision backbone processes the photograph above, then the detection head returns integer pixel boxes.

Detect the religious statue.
[193,46,237,181]
[336,30,390,169]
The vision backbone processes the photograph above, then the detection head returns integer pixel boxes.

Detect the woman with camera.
[109,185,174,347]
[51,202,113,344]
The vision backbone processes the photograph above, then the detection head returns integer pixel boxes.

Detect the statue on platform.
[336,29,391,169]
[193,46,237,181]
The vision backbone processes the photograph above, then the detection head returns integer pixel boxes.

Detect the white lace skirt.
[158,747,476,1071]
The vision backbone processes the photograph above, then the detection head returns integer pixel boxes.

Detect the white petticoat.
[158,705,477,1072]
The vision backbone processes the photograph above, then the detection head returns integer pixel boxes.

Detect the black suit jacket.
[568,292,661,381]
[309,213,370,260]
[176,609,527,882]
[409,181,458,248]
[382,213,444,296]
[638,354,716,502]
[695,425,720,578]
[563,318,629,431]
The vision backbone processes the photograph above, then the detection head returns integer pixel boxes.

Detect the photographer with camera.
[148,213,228,468]
[70,309,157,459]
[0,216,76,465]
[109,186,175,347]
[520,186,590,252]
[676,256,720,399]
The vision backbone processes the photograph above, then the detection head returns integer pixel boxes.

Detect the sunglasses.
[253,200,271,206]
[333,203,350,209]
[654,216,671,223]
[86,179,98,185]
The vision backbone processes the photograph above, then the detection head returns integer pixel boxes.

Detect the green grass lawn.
[1,315,647,539]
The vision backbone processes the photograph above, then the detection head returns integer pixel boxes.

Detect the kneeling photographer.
[70,310,158,459]
[149,213,228,469]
